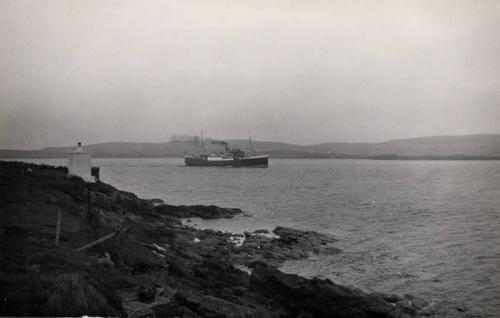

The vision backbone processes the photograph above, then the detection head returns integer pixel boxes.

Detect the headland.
[0,160,431,317]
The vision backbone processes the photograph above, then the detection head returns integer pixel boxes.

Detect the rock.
[147,198,165,206]
[137,285,157,303]
[175,291,270,318]
[193,258,250,291]
[232,286,247,296]
[273,226,337,247]
[154,204,242,219]
[250,265,420,318]
[253,229,269,234]
[152,243,166,253]
[151,301,202,318]
[127,307,156,318]
[151,302,180,317]
[177,247,204,263]
[157,226,180,238]
[97,252,114,267]
[456,306,465,312]
[403,294,429,310]
[373,292,403,303]
[166,255,192,277]
[113,241,164,273]
[233,227,341,268]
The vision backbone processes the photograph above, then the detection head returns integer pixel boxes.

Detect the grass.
[45,273,116,316]
[0,247,131,317]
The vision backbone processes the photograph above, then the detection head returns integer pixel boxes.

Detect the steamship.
[184,132,269,167]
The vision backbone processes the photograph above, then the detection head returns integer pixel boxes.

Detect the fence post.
[55,208,62,247]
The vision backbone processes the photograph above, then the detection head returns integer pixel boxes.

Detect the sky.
[1,0,499,149]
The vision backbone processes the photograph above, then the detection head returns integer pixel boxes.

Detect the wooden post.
[76,231,117,252]
[55,208,61,247]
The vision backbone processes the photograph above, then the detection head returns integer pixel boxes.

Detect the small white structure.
[67,142,93,182]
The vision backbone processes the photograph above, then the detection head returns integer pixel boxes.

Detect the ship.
[184,131,269,167]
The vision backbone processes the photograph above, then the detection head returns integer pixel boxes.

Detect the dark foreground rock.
[0,161,431,317]
[250,265,420,318]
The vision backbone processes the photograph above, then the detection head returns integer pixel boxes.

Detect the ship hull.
[233,155,269,167]
[184,155,268,167]
[184,156,233,167]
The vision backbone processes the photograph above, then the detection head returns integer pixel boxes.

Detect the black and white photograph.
[1,1,499,317]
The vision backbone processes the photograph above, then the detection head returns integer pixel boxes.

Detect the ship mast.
[201,130,206,155]
[248,129,255,155]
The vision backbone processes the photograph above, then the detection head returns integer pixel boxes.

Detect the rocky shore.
[0,161,431,317]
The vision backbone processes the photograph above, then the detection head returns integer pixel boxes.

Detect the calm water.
[13,158,500,317]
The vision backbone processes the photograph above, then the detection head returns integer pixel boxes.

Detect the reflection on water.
[14,158,500,317]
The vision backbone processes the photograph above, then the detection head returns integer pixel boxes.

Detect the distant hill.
[311,134,500,157]
[1,134,499,159]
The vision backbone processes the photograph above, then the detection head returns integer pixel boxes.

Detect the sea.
[11,158,500,317]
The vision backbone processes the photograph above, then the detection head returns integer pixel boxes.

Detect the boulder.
[137,285,157,303]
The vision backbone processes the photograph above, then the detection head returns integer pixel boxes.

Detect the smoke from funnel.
[171,134,199,143]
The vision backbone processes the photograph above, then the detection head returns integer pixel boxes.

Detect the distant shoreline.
[2,133,500,160]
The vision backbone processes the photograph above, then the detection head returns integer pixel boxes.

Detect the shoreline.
[3,155,500,161]
[0,160,431,317]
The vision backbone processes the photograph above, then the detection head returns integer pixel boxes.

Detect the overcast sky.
[1,0,499,149]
